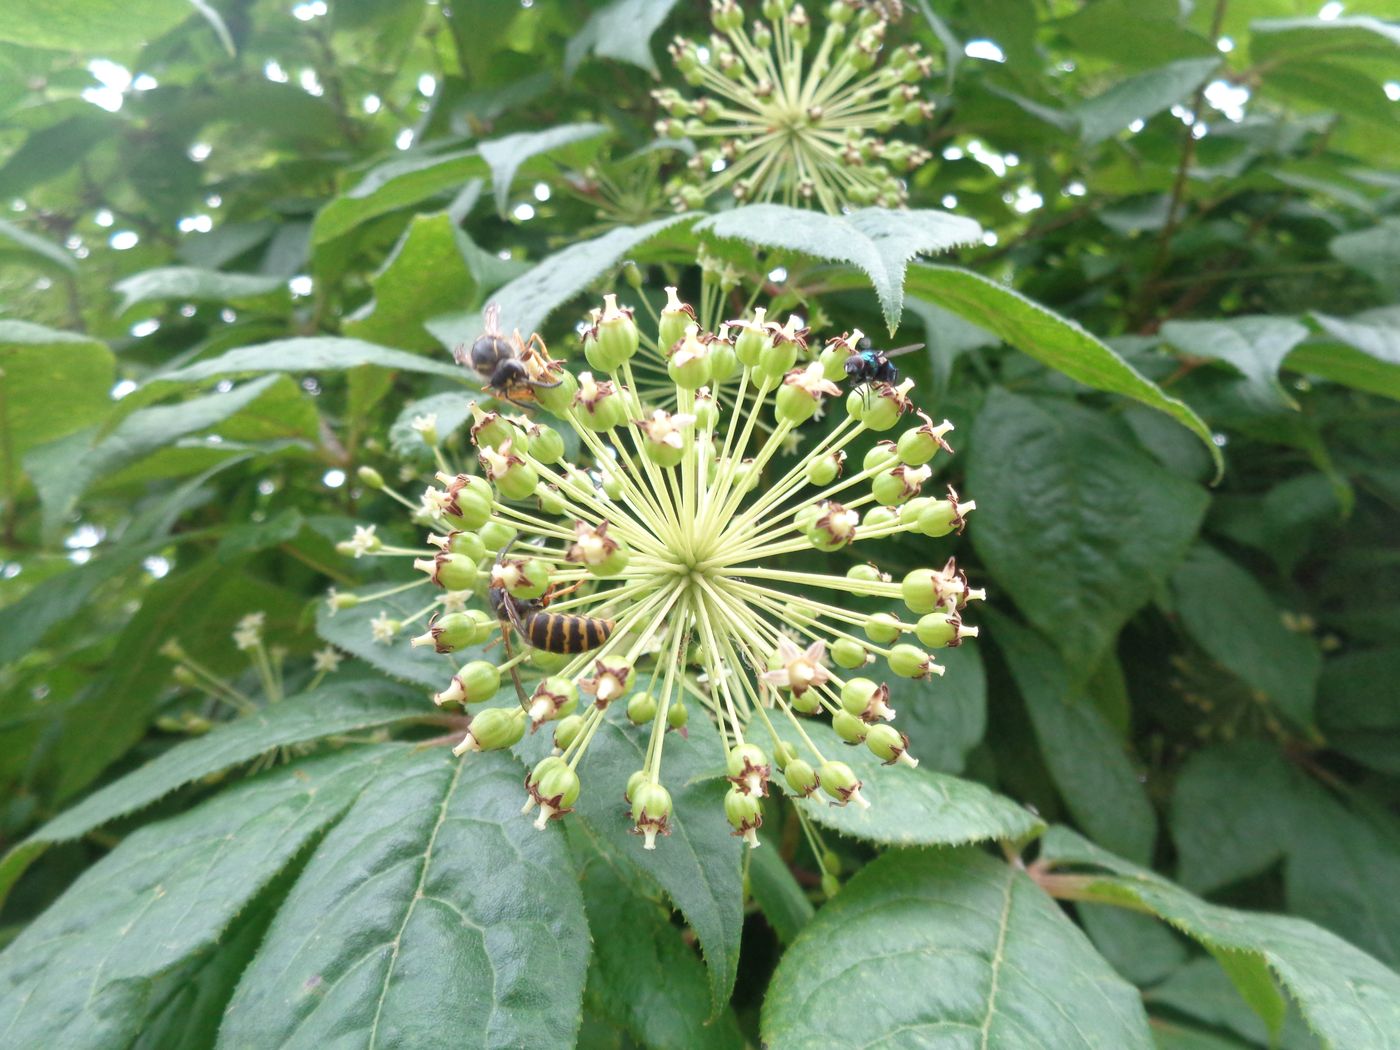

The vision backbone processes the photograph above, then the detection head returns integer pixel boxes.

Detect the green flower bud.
[631,781,673,849]
[822,849,842,875]
[805,449,845,486]
[821,871,841,898]
[833,709,870,744]
[658,286,695,352]
[434,659,501,706]
[327,591,361,612]
[889,643,938,680]
[784,758,820,797]
[817,760,868,807]
[451,706,525,754]
[864,612,903,644]
[724,787,764,847]
[533,369,579,417]
[726,743,771,795]
[866,723,917,766]
[832,637,869,669]
[790,689,823,715]
[479,518,516,552]
[356,465,385,489]
[862,441,899,473]
[554,713,584,750]
[846,563,882,584]
[667,698,689,730]
[627,691,658,726]
[528,676,579,729]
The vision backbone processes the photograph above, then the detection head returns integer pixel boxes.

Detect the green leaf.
[152,336,468,384]
[314,586,456,688]
[895,641,986,775]
[1284,339,1400,402]
[479,123,610,216]
[1317,647,1400,774]
[564,0,681,75]
[426,213,695,349]
[0,681,424,906]
[906,265,1221,470]
[771,718,1043,847]
[0,110,117,200]
[697,205,982,331]
[1331,218,1400,292]
[570,821,744,1050]
[1040,826,1400,1050]
[313,150,487,245]
[0,745,404,1050]
[0,321,115,493]
[990,612,1158,864]
[0,217,76,273]
[746,840,815,945]
[1057,0,1218,69]
[968,389,1209,674]
[1169,544,1321,730]
[1077,902,1189,986]
[0,0,197,51]
[344,212,482,351]
[1148,957,1323,1050]
[389,389,478,461]
[219,748,589,1049]
[1075,58,1221,145]
[113,266,287,313]
[541,712,744,1016]
[1161,316,1311,410]
[762,848,1153,1050]
[1310,307,1400,372]
[24,374,300,530]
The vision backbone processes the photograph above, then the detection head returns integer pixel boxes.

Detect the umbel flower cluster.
[658,0,935,212]
[338,288,982,850]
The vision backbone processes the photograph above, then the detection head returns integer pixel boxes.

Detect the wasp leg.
[500,627,531,711]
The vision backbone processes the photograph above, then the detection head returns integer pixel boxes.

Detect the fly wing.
[882,343,925,359]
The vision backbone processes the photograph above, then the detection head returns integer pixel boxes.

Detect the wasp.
[842,335,926,391]
[454,302,564,409]
[488,541,616,705]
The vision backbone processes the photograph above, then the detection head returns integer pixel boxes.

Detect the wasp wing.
[881,343,926,359]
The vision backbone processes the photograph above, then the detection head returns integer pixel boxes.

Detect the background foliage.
[1,1,1399,1048]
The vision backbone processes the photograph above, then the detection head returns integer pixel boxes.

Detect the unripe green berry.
[832,637,868,669]
[863,441,898,473]
[538,487,567,516]
[819,342,849,381]
[709,339,738,384]
[866,723,917,766]
[631,781,673,849]
[897,426,939,465]
[776,382,821,424]
[627,691,658,726]
[533,370,578,417]
[658,287,694,352]
[790,689,822,715]
[872,469,914,506]
[864,612,903,644]
[357,465,385,489]
[527,676,579,727]
[863,505,898,530]
[554,713,584,750]
[846,563,882,584]
[917,498,963,538]
[784,758,820,796]
[805,450,844,485]
[447,530,486,561]
[693,392,718,430]
[501,556,550,600]
[915,611,959,648]
[529,424,565,465]
[821,872,841,898]
[479,518,515,552]
[724,788,764,846]
[668,327,712,389]
[901,568,943,614]
[756,338,798,381]
[773,740,798,771]
[452,706,525,754]
[667,699,689,730]
[817,760,867,807]
[734,316,772,365]
[625,769,648,803]
[833,709,870,744]
[435,552,478,592]
[889,643,935,679]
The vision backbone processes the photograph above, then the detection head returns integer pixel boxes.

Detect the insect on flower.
[454,302,566,409]
[342,284,984,853]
